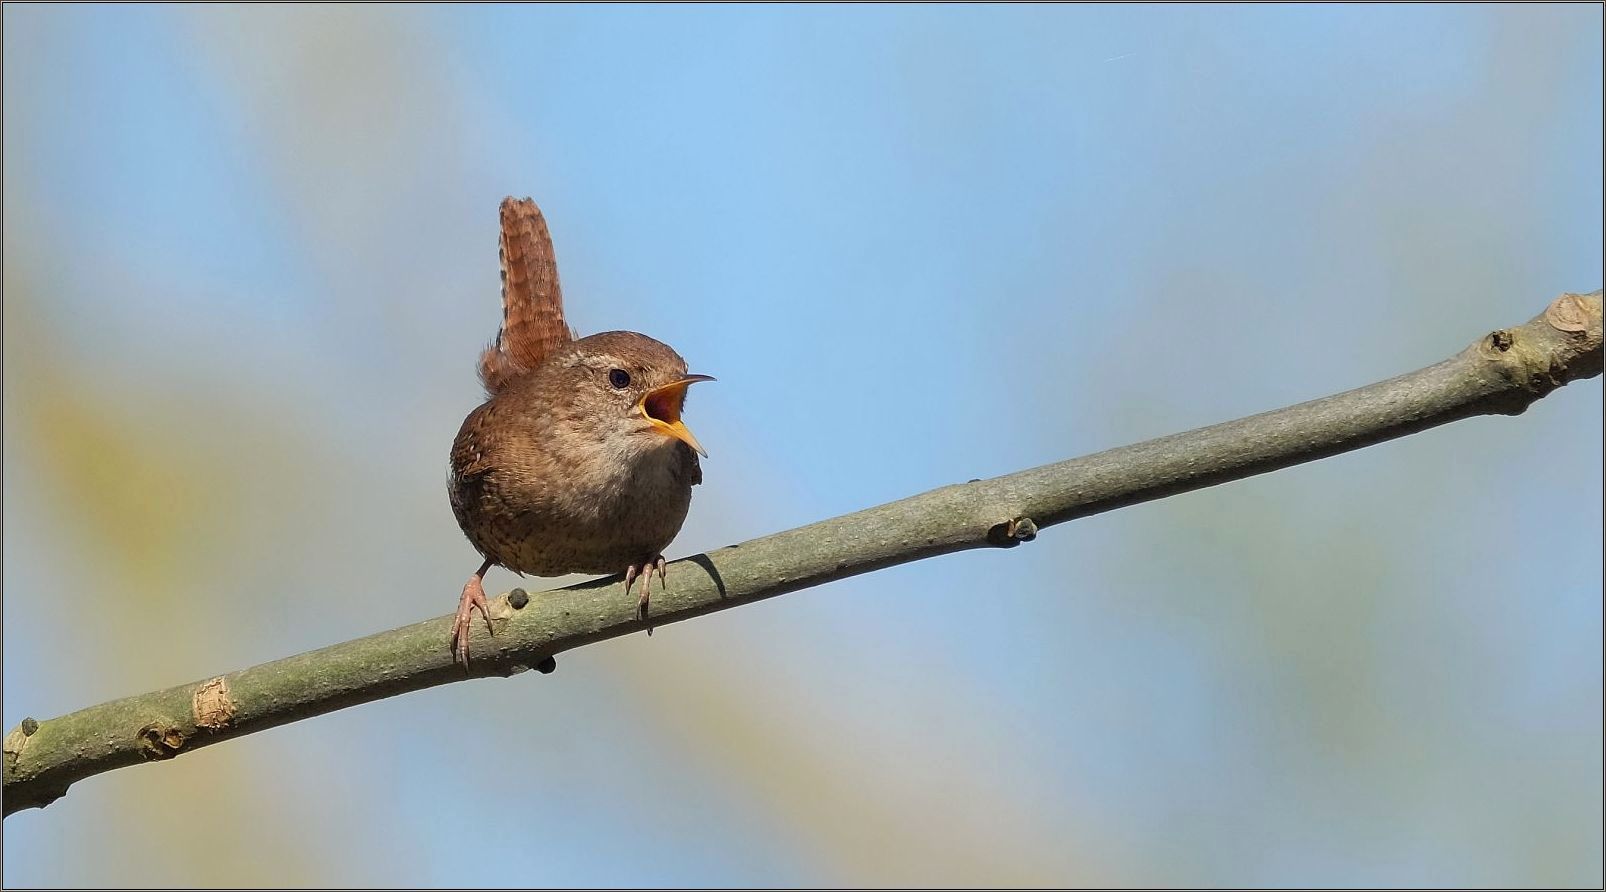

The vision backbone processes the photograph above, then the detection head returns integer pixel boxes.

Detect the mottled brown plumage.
[478,197,574,392]
[447,198,711,665]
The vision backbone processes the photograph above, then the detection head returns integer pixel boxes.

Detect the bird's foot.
[451,570,496,668]
[624,555,668,636]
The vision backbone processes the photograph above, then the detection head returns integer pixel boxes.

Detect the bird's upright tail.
[479,197,575,394]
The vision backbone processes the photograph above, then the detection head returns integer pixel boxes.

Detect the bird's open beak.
[637,375,715,457]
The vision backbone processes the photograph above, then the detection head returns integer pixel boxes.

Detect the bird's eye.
[608,369,631,389]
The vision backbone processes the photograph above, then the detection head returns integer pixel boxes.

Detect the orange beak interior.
[637,375,714,456]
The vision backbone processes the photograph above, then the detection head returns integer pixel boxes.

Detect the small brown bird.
[447,197,712,665]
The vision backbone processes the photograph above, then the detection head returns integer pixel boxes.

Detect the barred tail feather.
[479,197,574,393]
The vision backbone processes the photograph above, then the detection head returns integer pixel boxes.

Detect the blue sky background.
[3,4,1601,886]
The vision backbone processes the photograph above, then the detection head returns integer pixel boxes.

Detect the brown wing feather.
[478,197,574,394]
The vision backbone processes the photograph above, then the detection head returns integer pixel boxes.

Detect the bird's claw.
[451,574,495,668]
[624,556,668,636]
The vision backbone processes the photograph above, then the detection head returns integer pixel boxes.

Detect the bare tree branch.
[5,291,1600,817]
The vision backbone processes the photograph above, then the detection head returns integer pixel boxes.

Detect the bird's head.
[557,331,713,458]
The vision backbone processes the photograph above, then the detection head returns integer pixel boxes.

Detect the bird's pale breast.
[449,399,699,576]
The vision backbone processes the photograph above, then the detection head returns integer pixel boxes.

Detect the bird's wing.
[479,197,575,394]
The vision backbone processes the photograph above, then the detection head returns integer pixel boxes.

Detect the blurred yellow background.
[3,4,1601,886]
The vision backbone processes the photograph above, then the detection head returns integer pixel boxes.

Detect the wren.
[447,197,712,666]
